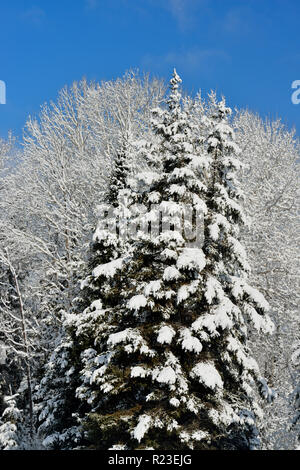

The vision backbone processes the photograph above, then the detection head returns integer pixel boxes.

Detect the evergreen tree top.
[167,69,183,114]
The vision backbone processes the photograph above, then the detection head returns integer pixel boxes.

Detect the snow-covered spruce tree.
[199,95,275,449]
[0,393,33,450]
[64,69,209,450]
[36,134,134,450]
[106,134,132,207]
[34,328,85,449]
[80,74,274,450]
[61,73,204,449]
[0,395,22,450]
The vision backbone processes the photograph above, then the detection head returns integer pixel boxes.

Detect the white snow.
[190,362,223,390]
[161,248,178,260]
[144,280,161,297]
[227,335,259,372]
[90,299,103,311]
[80,275,92,290]
[208,136,219,148]
[0,422,18,450]
[90,365,108,384]
[163,266,181,281]
[148,191,161,203]
[152,366,177,385]
[191,193,207,213]
[167,184,186,196]
[208,222,219,241]
[179,429,209,445]
[179,328,202,353]
[171,167,195,179]
[243,283,270,311]
[107,328,156,357]
[107,329,130,346]
[177,280,200,304]
[127,294,147,311]
[176,247,206,271]
[166,419,180,432]
[158,230,185,246]
[177,285,189,303]
[94,351,114,365]
[92,258,123,279]
[192,430,209,441]
[215,122,232,135]
[231,277,244,299]
[192,298,235,336]
[131,366,148,378]
[205,276,222,304]
[244,304,274,334]
[169,397,180,407]
[159,200,182,216]
[132,414,152,442]
[228,236,250,271]
[100,382,114,393]
[157,325,176,345]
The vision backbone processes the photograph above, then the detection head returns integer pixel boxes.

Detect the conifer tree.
[36,133,134,449]
[70,70,215,450]
[106,135,131,207]
[75,72,274,450]
[35,333,84,449]
[198,94,275,448]
[0,395,22,450]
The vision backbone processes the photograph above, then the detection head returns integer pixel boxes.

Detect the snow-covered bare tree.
[0,134,14,167]
[35,131,137,449]
[0,248,38,443]
[234,110,300,449]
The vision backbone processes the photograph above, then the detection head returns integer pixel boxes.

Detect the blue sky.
[0,0,300,140]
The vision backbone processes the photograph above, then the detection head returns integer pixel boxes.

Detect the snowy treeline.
[0,70,299,450]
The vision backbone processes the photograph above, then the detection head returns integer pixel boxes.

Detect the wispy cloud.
[165,0,209,31]
[153,1,251,36]
[21,6,46,25]
[142,47,230,74]
[222,7,252,34]
[168,0,189,27]
[85,0,99,10]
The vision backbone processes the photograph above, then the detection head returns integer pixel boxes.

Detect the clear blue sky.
[1,0,300,140]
